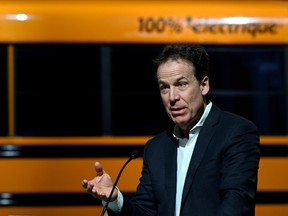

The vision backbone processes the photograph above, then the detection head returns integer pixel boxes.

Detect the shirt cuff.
[102,187,124,214]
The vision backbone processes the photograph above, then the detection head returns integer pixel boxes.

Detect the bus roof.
[0,0,288,44]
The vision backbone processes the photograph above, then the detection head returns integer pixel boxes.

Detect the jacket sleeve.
[216,120,260,216]
[118,139,158,216]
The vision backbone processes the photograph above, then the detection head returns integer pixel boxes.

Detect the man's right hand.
[82,162,118,201]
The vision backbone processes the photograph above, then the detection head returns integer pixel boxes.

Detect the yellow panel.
[0,206,104,216]
[0,136,150,146]
[0,1,287,43]
[260,136,288,145]
[0,204,287,216]
[0,158,142,193]
[256,204,288,216]
[0,135,287,146]
[258,158,288,191]
[1,157,287,192]
[7,45,15,136]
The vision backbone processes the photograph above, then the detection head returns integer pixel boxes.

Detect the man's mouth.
[170,107,186,116]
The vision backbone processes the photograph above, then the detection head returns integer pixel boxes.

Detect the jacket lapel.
[181,104,220,206]
[164,131,178,214]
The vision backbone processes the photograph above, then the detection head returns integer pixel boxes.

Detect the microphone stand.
[100,149,140,216]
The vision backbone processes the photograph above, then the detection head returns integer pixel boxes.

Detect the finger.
[86,181,95,193]
[87,181,94,189]
[95,161,104,176]
[82,179,88,189]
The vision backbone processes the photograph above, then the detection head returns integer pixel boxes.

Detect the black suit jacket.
[115,104,260,216]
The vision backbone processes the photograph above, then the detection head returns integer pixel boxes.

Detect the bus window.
[0,45,8,136]
[10,44,288,136]
[14,44,102,136]
[208,45,285,135]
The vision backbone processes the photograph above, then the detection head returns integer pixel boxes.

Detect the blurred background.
[0,0,287,215]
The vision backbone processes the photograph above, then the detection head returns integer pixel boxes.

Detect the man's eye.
[178,82,187,87]
[159,85,169,93]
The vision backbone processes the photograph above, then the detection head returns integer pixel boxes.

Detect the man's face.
[157,59,210,132]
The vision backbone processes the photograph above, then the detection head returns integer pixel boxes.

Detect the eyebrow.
[158,76,187,84]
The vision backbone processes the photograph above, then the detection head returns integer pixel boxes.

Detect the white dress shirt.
[174,102,212,216]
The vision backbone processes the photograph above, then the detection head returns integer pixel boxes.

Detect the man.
[82,44,261,216]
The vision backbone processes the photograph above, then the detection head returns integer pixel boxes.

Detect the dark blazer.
[116,104,260,216]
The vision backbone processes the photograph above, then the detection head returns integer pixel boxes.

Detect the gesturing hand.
[82,162,118,201]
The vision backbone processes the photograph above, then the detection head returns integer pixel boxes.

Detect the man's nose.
[169,87,180,102]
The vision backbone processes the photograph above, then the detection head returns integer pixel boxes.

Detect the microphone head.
[130,149,142,159]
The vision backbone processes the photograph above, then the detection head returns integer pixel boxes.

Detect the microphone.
[100,149,141,216]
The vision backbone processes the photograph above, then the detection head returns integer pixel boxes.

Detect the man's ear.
[201,76,210,95]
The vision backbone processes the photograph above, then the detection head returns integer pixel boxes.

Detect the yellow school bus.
[0,1,287,216]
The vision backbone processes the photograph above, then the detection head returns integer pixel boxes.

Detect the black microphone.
[100,149,141,216]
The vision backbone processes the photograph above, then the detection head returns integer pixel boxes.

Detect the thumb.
[95,161,104,176]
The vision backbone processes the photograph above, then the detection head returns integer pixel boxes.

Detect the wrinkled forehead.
[157,58,195,79]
